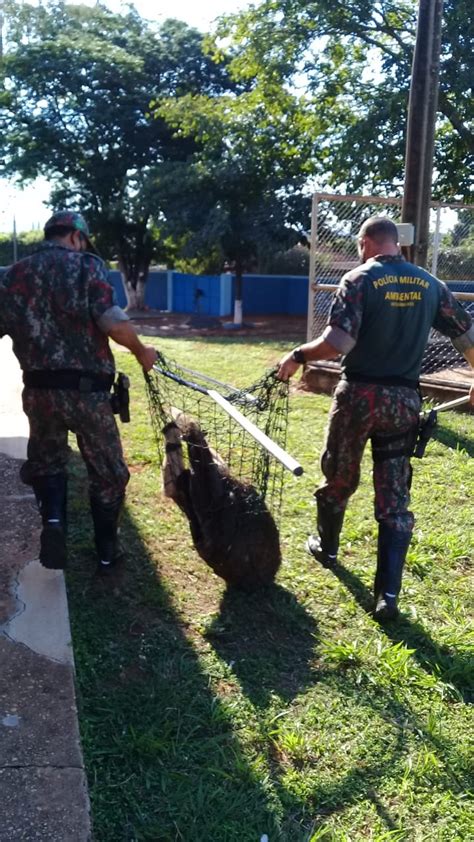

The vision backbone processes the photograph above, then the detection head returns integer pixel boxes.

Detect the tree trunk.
[122,276,147,311]
[116,218,152,311]
[117,254,148,312]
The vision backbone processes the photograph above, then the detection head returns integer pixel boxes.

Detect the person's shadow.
[326,561,473,702]
[204,583,320,706]
[434,422,474,458]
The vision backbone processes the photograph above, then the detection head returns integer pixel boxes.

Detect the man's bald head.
[357,216,400,260]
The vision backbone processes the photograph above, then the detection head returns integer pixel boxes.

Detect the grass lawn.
[66,335,474,842]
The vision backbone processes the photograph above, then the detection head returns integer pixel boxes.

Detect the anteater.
[163,418,281,591]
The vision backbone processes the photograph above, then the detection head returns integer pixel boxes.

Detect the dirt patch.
[0,454,40,624]
[130,312,307,341]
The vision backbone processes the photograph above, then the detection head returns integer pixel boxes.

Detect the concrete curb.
[0,337,91,841]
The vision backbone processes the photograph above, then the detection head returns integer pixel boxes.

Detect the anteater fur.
[163,419,281,591]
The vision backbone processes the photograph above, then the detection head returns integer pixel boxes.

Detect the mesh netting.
[144,353,291,520]
[311,290,473,381]
[309,194,474,385]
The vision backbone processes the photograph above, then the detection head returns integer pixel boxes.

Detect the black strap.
[23,369,114,392]
[343,372,419,390]
[372,446,410,463]
[371,429,417,463]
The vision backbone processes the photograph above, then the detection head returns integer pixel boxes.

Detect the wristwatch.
[291,347,306,364]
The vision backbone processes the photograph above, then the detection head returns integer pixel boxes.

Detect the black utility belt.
[342,373,419,390]
[23,369,114,393]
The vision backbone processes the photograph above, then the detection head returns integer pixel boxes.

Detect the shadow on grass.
[266,667,471,839]
[66,456,407,840]
[204,584,320,706]
[67,462,283,841]
[270,682,409,837]
[135,328,305,349]
[434,423,474,458]
[65,449,471,841]
[329,561,473,703]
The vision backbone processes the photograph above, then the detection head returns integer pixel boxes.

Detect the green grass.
[66,335,474,842]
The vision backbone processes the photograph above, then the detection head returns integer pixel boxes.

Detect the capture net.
[144,353,292,520]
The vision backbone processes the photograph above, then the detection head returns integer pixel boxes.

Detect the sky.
[0,0,249,234]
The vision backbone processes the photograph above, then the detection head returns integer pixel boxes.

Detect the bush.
[0,230,43,267]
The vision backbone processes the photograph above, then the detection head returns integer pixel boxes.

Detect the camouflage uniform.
[0,236,130,504]
[318,255,472,531]
[317,381,420,531]
[302,233,474,620]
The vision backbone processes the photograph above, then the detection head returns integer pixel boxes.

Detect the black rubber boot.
[306,499,345,569]
[32,474,68,570]
[90,495,124,573]
[374,524,411,622]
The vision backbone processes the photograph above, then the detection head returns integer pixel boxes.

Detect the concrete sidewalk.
[0,337,91,841]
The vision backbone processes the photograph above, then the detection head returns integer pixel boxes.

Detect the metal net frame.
[307,193,474,388]
[144,354,296,521]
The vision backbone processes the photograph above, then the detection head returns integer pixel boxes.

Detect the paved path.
[0,337,91,841]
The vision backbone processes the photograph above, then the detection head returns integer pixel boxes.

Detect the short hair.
[358,216,399,245]
[44,225,76,240]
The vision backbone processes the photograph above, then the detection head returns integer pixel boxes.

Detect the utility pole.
[401,0,444,266]
[0,0,4,60]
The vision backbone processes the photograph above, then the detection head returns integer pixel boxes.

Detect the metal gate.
[307,193,474,388]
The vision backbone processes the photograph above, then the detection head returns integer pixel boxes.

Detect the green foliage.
[0,229,43,266]
[152,88,314,294]
[0,1,235,291]
[214,0,473,200]
[436,211,474,280]
[435,247,474,282]
[262,244,310,276]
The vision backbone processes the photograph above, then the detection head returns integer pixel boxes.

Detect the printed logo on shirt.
[372,275,428,308]
[372,276,429,289]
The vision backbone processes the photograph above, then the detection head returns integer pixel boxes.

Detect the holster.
[412,410,438,458]
[110,372,130,423]
[372,411,438,463]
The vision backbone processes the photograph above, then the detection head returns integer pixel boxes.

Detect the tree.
[436,209,474,281]
[154,87,313,324]
[213,0,473,201]
[0,229,43,267]
[0,1,235,307]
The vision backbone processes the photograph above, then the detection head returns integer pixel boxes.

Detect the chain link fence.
[308,193,474,389]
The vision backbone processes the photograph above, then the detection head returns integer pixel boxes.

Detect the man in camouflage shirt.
[278,216,474,622]
[0,211,157,572]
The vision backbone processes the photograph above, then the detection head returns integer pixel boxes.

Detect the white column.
[166,269,174,312]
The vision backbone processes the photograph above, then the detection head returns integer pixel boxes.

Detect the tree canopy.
[153,85,313,303]
[0,229,43,267]
[213,0,473,200]
[0,1,235,303]
[0,0,471,311]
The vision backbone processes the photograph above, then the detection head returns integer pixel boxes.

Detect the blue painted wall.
[108,270,310,316]
[108,270,168,310]
[106,271,473,319]
[240,274,308,315]
[172,273,223,315]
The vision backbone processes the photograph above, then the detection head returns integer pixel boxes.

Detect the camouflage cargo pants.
[21,388,130,505]
[316,380,421,533]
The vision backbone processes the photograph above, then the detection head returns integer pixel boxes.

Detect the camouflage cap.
[44,210,95,251]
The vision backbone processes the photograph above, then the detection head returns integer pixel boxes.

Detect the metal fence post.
[431,206,442,276]
[307,193,319,342]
